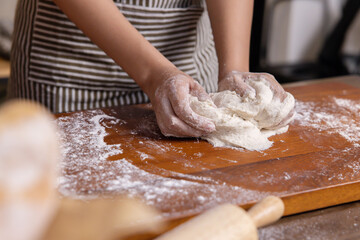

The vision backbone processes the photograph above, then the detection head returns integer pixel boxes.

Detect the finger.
[218,73,240,92]
[167,77,216,133]
[258,73,287,101]
[219,72,255,97]
[190,81,211,102]
[169,86,216,133]
[170,96,216,134]
[155,97,206,138]
[233,77,256,98]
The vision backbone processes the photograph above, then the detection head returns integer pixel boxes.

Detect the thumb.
[190,81,211,102]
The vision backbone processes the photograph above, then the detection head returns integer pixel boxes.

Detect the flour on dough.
[190,78,295,151]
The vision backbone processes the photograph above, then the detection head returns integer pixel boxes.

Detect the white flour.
[55,94,360,218]
[294,97,360,145]
[291,96,360,184]
[56,110,270,218]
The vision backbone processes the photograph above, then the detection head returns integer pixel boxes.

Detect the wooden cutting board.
[55,80,360,220]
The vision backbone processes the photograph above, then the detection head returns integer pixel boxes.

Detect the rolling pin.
[43,197,166,240]
[156,196,284,240]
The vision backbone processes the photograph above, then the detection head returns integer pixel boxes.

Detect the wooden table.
[259,75,360,240]
[55,75,360,239]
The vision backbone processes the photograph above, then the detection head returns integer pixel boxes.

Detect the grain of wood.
[54,77,360,240]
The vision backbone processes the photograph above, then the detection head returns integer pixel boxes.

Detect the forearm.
[206,0,254,79]
[53,0,177,95]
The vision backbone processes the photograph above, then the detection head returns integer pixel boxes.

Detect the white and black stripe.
[9,0,218,113]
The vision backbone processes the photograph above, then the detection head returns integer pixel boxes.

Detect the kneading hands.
[53,0,294,137]
[149,74,215,137]
[218,71,295,129]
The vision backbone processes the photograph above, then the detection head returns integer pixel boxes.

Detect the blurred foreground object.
[44,198,166,240]
[0,100,165,240]
[0,100,60,240]
[156,196,284,240]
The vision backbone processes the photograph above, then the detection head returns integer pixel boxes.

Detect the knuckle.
[169,116,178,127]
[263,73,275,79]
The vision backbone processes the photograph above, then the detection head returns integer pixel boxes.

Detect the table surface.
[259,75,360,240]
[55,75,360,218]
[54,75,360,239]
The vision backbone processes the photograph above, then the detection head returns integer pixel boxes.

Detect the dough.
[190,79,295,151]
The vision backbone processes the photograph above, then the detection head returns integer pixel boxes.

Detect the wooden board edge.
[281,181,360,216]
[153,181,360,238]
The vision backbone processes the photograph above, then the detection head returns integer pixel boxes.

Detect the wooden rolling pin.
[43,197,166,240]
[156,196,284,240]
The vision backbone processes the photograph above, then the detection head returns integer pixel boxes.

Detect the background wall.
[0,0,358,68]
[0,0,17,22]
[264,0,360,66]
[0,0,16,59]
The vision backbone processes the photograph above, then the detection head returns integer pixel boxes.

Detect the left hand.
[218,71,295,128]
[148,73,216,138]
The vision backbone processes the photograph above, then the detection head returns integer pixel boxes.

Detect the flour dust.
[56,110,269,218]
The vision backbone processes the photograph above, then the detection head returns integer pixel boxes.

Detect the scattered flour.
[55,94,360,219]
[333,97,360,113]
[56,110,270,218]
[294,97,360,145]
[190,78,295,151]
[138,152,152,161]
[291,96,360,184]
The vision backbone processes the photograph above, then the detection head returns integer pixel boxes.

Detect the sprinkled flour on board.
[290,96,360,185]
[56,110,270,218]
[55,94,360,218]
[294,96,360,145]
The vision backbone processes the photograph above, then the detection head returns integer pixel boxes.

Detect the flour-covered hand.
[218,71,256,98]
[218,71,289,100]
[149,74,216,137]
[218,71,295,128]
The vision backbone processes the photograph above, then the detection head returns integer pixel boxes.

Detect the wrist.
[218,63,249,81]
[137,62,182,101]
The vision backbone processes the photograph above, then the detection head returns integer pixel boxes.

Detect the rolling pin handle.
[247,196,285,228]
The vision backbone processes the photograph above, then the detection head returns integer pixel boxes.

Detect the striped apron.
[8,0,218,113]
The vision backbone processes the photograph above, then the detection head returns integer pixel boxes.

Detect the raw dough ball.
[190,79,295,151]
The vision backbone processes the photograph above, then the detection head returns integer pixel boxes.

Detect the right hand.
[147,73,216,138]
[218,71,295,129]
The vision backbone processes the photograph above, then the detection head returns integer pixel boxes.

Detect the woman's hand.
[218,71,288,100]
[52,0,215,137]
[218,71,295,128]
[146,72,216,138]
